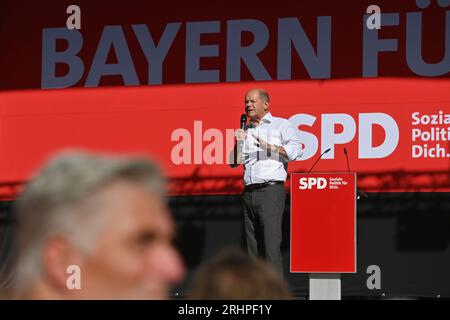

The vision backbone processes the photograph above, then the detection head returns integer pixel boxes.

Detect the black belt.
[244,181,284,192]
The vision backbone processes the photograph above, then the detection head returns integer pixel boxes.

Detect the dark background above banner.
[0,0,448,90]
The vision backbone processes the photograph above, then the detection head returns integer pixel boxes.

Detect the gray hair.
[12,150,165,293]
[257,89,270,103]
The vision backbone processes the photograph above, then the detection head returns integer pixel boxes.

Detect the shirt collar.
[248,112,273,128]
[261,112,274,123]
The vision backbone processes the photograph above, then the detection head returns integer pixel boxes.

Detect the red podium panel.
[290,173,356,273]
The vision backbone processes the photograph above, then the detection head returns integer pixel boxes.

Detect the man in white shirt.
[230,88,302,273]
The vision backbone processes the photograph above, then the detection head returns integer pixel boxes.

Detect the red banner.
[0,78,449,198]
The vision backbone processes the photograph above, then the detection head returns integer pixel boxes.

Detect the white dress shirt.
[242,112,302,185]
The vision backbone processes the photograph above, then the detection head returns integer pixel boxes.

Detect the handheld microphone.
[343,147,368,199]
[307,148,331,173]
[240,114,247,130]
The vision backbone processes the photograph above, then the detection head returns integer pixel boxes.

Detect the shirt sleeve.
[280,120,303,161]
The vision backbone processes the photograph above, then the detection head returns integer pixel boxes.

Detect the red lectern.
[290,172,357,299]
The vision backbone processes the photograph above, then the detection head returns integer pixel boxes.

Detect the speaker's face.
[244,90,269,122]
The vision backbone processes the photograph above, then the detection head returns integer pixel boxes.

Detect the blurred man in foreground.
[11,151,185,299]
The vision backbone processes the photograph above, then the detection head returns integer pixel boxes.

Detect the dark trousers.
[242,184,285,273]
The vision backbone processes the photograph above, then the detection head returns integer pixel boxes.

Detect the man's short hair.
[257,89,270,103]
[189,248,291,299]
[13,150,165,293]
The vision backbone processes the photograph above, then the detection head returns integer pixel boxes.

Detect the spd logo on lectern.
[298,177,327,190]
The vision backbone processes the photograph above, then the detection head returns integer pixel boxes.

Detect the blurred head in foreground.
[189,248,292,300]
[12,151,185,299]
